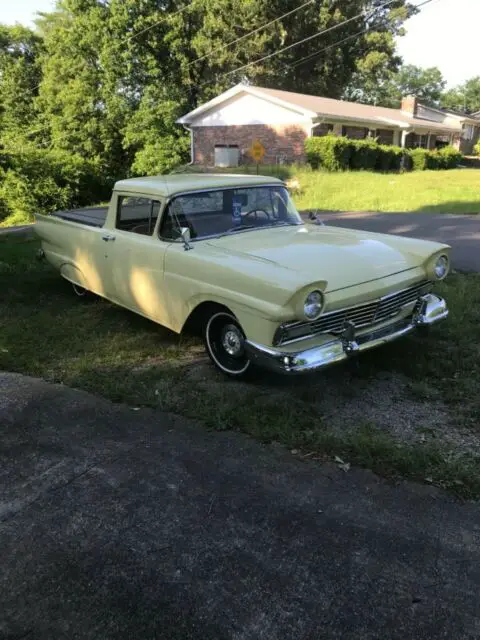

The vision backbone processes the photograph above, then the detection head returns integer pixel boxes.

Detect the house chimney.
[401,95,418,115]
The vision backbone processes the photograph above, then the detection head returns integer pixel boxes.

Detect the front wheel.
[204,311,252,378]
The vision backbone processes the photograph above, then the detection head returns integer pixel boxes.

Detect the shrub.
[0,147,109,225]
[438,145,463,169]
[305,135,353,171]
[374,145,409,172]
[474,140,480,156]
[350,139,378,170]
[409,148,430,171]
[408,146,462,171]
[305,136,462,174]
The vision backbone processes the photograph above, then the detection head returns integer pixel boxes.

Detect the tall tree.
[4,0,416,179]
[346,63,446,107]
[442,77,480,114]
[0,25,43,145]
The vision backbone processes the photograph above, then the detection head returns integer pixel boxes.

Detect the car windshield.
[160,185,303,241]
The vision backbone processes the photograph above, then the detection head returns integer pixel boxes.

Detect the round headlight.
[304,290,324,320]
[434,254,449,280]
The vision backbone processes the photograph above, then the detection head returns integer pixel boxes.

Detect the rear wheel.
[204,311,251,378]
[72,283,88,297]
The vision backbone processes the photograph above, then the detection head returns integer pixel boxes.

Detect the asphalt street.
[1,372,480,639]
[313,211,480,273]
[2,213,479,272]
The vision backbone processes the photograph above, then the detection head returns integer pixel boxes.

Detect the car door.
[105,193,173,328]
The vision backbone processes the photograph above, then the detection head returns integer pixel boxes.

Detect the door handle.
[102,234,116,242]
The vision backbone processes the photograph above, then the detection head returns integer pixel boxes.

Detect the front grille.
[277,280,433,345]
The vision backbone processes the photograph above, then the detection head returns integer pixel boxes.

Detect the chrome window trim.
[158,184,302,242]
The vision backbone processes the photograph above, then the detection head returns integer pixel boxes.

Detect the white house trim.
[177,83,316,125]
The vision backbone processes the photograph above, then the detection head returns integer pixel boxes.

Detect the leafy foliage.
[305,136,461,173]
[0,148,108,225]
[442,77,480,114]
[346,64,446,107]
[0,0,444,223]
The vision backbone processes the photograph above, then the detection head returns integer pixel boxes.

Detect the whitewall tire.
[204,311,251,378]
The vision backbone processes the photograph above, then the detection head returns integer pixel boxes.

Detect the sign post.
[249,139,266,174]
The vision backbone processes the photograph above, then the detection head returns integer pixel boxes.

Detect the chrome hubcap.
[222,326,243,356]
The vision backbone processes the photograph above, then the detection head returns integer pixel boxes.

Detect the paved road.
[1,372,479,639]
[3,214,480,272]
[313,211,480,273]
[0,224,33,236]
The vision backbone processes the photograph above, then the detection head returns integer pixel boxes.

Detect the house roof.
[178,84,461,133]
[416,102,480,124]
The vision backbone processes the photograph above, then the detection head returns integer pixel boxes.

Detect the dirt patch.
[182,361,480,457]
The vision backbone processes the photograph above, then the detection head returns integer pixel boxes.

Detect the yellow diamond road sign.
[249,140,265,163]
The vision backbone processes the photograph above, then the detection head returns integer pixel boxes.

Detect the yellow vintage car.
[35,174,449,378]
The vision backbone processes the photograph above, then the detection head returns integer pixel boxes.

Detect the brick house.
[177,84,480,166]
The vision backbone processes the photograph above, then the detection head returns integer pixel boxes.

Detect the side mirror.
[180,226,193,250]
[308,210,325,226]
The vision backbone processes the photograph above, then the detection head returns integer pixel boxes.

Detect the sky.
[0,0,478,89]
[396,0,480,88]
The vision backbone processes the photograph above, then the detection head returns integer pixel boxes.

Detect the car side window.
[117,196,161,235]
[160,192,224,240]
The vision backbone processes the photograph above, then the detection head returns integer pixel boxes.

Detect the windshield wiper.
[217,221,298,239]
[218,224,257,237]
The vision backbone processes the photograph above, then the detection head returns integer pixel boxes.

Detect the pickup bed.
[53,206,108,227]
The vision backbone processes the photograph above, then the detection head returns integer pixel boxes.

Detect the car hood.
[207,224,446,292]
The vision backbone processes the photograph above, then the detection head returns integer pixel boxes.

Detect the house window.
[463,124,474,140]
[375,129,394,145]
[312,123,333,137]
[341,125,368,140]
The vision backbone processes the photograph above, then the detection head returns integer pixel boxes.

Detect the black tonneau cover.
[52,206,108,228]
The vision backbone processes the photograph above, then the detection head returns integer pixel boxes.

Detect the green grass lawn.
[292,168,480,214]
[1,166,480,228]
[188,164,480,215]
[2,235,480,497]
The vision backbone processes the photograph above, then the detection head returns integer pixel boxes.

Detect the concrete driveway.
[314,211,480,273]
[1,371,479,639]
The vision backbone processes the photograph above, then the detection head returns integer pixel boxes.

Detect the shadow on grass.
[3,237,480,497]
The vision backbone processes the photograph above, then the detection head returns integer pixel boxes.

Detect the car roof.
[114,173,285,197]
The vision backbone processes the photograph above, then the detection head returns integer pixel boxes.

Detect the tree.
[1,0,416,223]
[345,64,446,107]
[0,25,43,143]
[442,77,480,114]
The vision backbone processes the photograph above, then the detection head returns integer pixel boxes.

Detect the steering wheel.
[243,209,273,222]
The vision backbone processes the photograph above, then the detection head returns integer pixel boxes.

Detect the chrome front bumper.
[245,294,448,375]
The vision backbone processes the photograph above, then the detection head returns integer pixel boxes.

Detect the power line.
[288,0,436,71]
[288,25,374,71]
[124,1,194,43]
[187,0,315,67]
[218,0,401,80]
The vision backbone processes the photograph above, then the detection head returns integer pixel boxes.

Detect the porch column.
[427,132,431,149]
[393,130,401,146]
[400,130,409,148]
[332,123,343,136]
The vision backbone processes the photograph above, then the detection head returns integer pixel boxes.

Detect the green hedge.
[305,135,462,173]
[0,148,110,225]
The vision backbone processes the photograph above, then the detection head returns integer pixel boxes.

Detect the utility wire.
[218,0,402,80]
[26,1,196,95]
[187,0,315,67]
[288,0,436,71]
[124,1,194,43]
